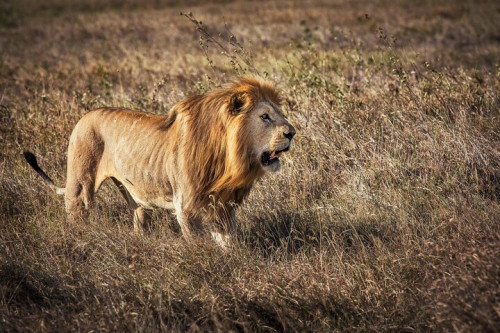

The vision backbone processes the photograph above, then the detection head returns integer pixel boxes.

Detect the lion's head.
[228,93,295,174]
[224,77,295,175]
[168,76,295,203]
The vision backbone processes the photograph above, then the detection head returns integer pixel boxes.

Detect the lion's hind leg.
[133,206,153,234]
[111,178,152,234]
[64,174,96,222]
[64,127,105,222]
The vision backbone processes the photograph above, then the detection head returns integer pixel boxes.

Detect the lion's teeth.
[270,151,276,159]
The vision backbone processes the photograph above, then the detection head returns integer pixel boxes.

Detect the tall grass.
[1,0,499,331]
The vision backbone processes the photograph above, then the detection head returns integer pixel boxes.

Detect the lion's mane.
[165,76,283,210]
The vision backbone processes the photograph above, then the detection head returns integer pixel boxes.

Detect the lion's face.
[245,100,296,172]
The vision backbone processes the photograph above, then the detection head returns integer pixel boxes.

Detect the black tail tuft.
[23,151,57,186]
[23,151,41,171]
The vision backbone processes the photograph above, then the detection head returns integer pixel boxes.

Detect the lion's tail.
[23,151,66,195]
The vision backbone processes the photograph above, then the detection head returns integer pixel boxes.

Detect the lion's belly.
[113,171,174,210]
[107,159,175,210]
[110,166,175,210]
[129,191,175,210]
[118,175,174,210]
[106,135,175,209]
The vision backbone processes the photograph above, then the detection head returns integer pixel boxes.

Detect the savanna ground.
[1,0,499,331]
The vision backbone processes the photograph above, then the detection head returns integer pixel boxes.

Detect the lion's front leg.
[173,192,236,248]
[210,231,232,249]
[173,193,205,241]
[209,203,237,249]
[175,212,204,241]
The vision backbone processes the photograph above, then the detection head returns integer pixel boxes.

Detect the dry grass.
[1,0,499,331]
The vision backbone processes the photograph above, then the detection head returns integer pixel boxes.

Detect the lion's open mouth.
[261,146,289,166]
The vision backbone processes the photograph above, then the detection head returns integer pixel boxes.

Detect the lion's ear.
[228,92,247,115]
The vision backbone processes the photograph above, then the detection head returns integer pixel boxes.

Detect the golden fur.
[25,76,296,247]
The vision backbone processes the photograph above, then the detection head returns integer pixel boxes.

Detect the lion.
[24,76,296,247]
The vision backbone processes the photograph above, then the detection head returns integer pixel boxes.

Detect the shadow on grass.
[238,209,399,256]
[0,261,80,309]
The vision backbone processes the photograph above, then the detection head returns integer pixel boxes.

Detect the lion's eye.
[261,114,271,122]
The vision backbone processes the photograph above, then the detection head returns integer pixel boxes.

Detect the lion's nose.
[283,126,296,140]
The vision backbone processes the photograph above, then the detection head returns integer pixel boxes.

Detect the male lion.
[24,76,295,247]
